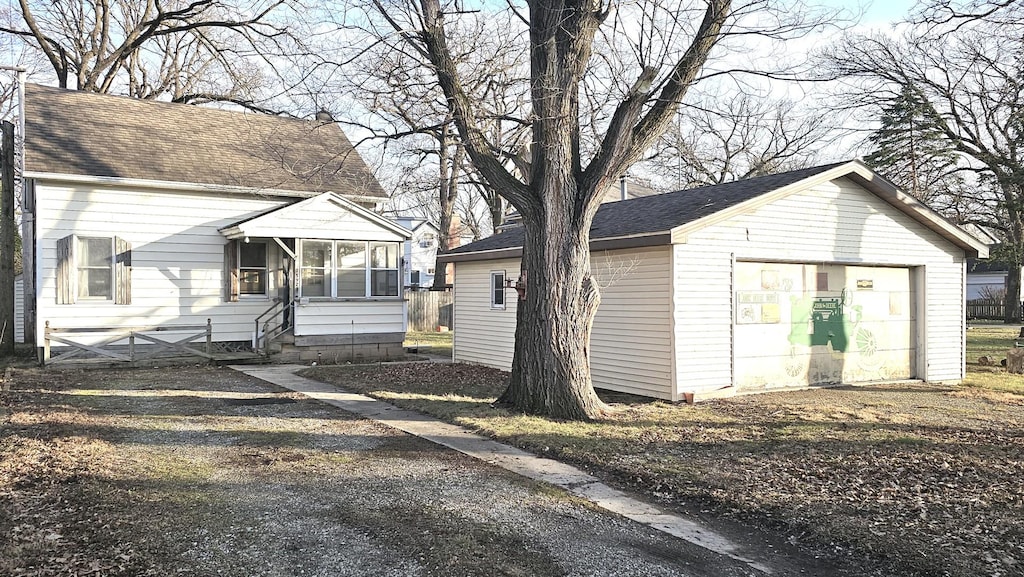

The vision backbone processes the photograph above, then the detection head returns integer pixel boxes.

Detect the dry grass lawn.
[305,357,1024,577]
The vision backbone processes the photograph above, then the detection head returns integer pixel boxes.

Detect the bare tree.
[353,0,837,419]
[2,0,299,107]
[339,9,529,289]
[910,0,1021,30]
[822,10,1024,321]
[640,93,832,189]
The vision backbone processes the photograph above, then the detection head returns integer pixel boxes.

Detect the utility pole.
[0,121,14,353]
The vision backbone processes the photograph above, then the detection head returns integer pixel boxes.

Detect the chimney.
[447,214,462,250]
[619,174,628,201]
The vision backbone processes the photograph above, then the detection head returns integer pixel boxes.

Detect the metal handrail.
[253,297,293,355]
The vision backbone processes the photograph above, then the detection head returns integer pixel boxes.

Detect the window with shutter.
[56,235,131,304]
[224,241,239,302]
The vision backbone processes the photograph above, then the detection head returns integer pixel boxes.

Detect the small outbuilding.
[439,161,989,400]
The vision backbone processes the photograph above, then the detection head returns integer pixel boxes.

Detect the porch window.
[298,240,401,299]
[301,241,331,297]
[370,242,400,296]
[238,242,268,296]
[336,242,367,297]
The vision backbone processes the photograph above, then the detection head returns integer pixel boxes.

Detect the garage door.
[733,262,915,391]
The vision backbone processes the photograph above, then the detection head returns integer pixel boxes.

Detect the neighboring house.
[20,84,410,363]
[395,217,440,288]
[439,160,989,401]
[966,259,1020,301]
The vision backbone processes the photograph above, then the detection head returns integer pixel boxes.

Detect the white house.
[439,161,990,401]
[966,260,1021,301]
[395,217,440,288]
[21,84,410,363]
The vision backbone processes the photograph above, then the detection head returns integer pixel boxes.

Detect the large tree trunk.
[1001,184,1024,323]
[498,218,608,419]
[431,128,462,291]
[1005,264,1021,323]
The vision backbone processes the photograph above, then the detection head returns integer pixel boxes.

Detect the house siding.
[453,247,675,399]
[293,301,406,336]
[673,177,965,394]
[14,276,23,342]
[453,258,520,370]
[31,181,402,346]
[235,194,406,241]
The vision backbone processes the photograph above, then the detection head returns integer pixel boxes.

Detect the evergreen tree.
[865,86,965,207]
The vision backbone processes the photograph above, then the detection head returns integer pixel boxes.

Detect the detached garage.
[440,160,990,401]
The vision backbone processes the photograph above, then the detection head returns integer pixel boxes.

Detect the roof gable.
[442,161,988,260]
[23,84,386,199]
[219,192,410,241]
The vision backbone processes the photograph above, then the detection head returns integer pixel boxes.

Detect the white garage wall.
[452,257,520,370]
[453,247,675,399]
[673,176,966,395]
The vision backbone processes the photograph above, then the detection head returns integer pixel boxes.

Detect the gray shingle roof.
[447,162,848,255]
[23,84,387,198]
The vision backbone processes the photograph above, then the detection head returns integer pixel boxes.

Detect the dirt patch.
[305,363,1024,577]
[1,366,765,577]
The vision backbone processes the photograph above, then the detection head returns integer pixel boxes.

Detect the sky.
[853,0,919,27]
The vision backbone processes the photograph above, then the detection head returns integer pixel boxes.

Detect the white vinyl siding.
[454,247,675,400]
[14,276,23,342]
[292,301,406,336]
[589,247,674,399]
[454,259,520,370]
[32,181,402,346]
[233,195,405,242]
[34,182,288,344]
[673,176,966,392]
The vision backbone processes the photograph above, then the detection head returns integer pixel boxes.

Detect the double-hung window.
[370,242,399,296]
[56,235,131,305]
[300,241,331,297]
[336,242,367,296]
[77,237,114,299]
[238,242,268,297]
[299,240,400,298]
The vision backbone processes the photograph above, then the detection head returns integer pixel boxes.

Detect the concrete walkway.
[232,364,773,575]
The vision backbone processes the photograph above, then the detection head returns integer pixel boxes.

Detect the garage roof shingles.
[448,162,848,255]
[23,84,386,198]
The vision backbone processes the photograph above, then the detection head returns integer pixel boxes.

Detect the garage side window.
[56,235,131,305]
[490,271,505,309]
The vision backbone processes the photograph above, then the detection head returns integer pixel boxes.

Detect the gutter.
[23,171,387,205]
[438,233,673,263]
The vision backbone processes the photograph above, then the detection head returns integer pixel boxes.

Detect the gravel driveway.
[2,366,772,577]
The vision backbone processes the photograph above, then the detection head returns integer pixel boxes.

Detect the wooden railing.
[43,319,213,366]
